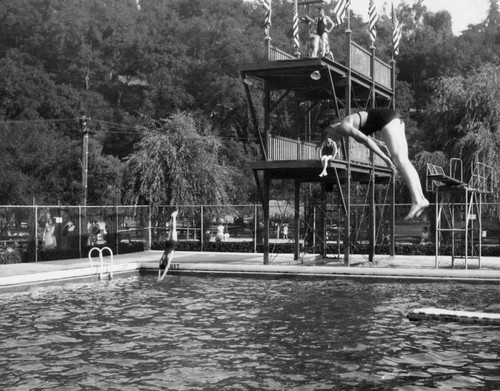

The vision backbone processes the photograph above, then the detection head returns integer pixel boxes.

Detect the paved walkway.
[1,250,499,292]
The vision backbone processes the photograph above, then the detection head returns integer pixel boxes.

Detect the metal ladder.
[88,247,114,280]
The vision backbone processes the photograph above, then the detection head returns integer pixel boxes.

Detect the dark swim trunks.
[160,239,177,269]
[322,145,335,156]
[164,239,177,252]
[358,109,402,136]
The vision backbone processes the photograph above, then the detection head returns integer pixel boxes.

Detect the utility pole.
[79,115,90,206]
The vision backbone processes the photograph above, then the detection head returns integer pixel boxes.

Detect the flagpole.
[264,0,272,60]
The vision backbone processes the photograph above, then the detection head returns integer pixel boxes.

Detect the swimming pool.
[0,275,499,390]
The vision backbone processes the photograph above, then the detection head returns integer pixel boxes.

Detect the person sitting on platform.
[319,137,338,177]
[158,210,178,281]
[312,7,335,58]
[323,108,430,220]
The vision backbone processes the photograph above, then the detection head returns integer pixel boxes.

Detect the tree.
[123,112,239,209]
[422,64,500,205]
[486,0,500,30]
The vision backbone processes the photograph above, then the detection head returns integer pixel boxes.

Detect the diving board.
[408,307,500,325]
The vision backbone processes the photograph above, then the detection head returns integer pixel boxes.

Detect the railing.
[88,246,114,280]
[470,162,494,193]
[267,135,385,166]
[268,135,318,160]
[374,57,392,89]
[269,46,296,61]
[350,42,392,90]
[350,42,371,77]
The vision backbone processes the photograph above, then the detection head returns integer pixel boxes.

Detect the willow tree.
[123,111,238,210]
[422,63,500,206]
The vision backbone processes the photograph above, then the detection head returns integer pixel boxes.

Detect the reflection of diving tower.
[426,159,493,269]
[240,2,397,265]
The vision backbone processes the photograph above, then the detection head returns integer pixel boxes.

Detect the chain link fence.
[1,203,499,263]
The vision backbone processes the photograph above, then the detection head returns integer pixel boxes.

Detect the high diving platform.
[240,2,398,265]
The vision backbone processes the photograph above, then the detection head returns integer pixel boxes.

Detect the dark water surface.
[0,275,499,390]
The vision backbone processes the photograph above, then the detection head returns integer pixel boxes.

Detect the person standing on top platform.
[312,7,335,58]
[322,108,429,220]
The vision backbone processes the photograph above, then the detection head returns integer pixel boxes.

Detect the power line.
[0,117,256,140]
[0,118,75,125]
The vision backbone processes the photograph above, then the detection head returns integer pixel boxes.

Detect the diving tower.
[241,1,398,265]
[426,159,494,269]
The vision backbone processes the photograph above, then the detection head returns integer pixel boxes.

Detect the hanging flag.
[332,0,350,26]
[392,3,402,55]
[369,0,378,43]
[259,0,272,30]
[293,0,300,50]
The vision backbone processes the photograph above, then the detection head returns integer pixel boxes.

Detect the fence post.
[35,205,38,262]
[254,204,258,253]
[116,206,119,255]
[78,205,82,259]
[200,205,204,252]
[147,205,152,251]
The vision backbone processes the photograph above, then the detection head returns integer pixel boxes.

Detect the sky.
[350,0,489,36]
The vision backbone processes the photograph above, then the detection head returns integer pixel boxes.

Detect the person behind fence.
[216,221,225,242]
[60,214,75,250]
[158,210,178,281]
[323,108,429,220]
[312,7,335,58]
[420,226,430,245]
[43,217,57,249]
[318,137,338,177]
[282,223,289,239]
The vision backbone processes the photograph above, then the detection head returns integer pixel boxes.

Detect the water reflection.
[0,276,499,390]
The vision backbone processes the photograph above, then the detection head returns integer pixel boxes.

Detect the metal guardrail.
[269,46,296,61]
[268,135,318,160]
[267,135,386,166]
[350,42,392,90]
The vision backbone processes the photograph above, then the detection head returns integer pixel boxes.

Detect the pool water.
[1,275,500,390]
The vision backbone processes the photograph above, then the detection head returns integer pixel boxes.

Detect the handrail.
[269,46,296,61]
[88,246,114,280]
[267,135,386,166]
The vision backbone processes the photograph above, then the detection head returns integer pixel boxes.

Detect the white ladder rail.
[88,246,114,280]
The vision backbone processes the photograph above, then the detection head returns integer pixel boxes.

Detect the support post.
[478,193,482,268]
[265,36,272,61]
[294,179,301,260]
[264,82,271,160]
[321,184,327,258]
[344,15,352,266]
[35,205,38,263]
[435,190,440,269]
[391,58,397,109]
[254,204,258,254]
[369,155,376,262]
[79,115,90,207]
[200,205,204,252]
[370,45,376,107]
[390,172,395,257]
[263,173,270,264]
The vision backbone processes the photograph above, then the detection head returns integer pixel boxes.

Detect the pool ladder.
[88,247,114,280]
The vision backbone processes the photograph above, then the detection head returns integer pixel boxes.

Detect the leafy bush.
[0,251,22,264]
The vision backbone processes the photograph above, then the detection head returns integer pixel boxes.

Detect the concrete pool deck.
[1,250,500,292]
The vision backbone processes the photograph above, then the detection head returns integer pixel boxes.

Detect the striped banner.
[293,0,300,49]
[369,0,378,43]
[332,0,350,26]
[392,3,402,55]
